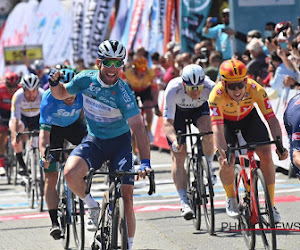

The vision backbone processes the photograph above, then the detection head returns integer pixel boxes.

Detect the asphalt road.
[0,148,300,250]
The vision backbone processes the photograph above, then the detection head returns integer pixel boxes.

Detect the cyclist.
[10,73,44,176]
[125,56,161,142]
[49,40,151,250]
[283,93,300,181]
[0,72,20,176]
[163,64,216,220]
[209,59,288,222]
[39,69,87,240]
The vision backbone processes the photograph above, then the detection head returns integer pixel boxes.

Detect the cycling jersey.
[283,93,300,176]
[66,70,139,139]
[0,83,20,111]
[10,87,44,120]
[39,89,83,130]
[125,68,155,92]
[209,78,275,125]
[163,76,215,120]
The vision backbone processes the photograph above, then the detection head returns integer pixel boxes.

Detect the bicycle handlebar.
[16,130,39,142]
[177,130,213,146]
[226,136,284,165]
[44,145,76,160]
[84,168,156,196]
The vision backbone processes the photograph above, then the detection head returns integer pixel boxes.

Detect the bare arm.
[293,150,300,169]
[212,123,227,152]
[163,118,176,143]
[128,114,150,161]
[39,129,51,169]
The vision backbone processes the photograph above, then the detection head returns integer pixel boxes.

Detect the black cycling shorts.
[224,108,270,146]
[134,86,153,102]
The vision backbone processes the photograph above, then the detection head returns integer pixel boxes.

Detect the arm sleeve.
[254,84,275,120]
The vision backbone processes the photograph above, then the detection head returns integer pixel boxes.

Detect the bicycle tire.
[253,168,276,250]
[111,197,128,250]
[5,161,12,185]
[71,192,85,250]
[36,150,44,212]
[13,159,19,185]
[186,156,201,230]
[58,181,70,249]
[99,191,110,250]
[199,156,215,235]
[234,165,256,250]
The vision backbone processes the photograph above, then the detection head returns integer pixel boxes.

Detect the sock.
[177,189,189,206]
[49,209,59,226]
[267,183,275,207]
[223,182,235,198]
[82,193,98,208]
[147,122,152,132]
[128,237,134,250]
[16,152,26,169]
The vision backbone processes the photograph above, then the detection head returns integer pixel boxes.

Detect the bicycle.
[45,145,85,250]
[227,133,284,250]
[85,167,156,250]
[17,130,44,212]
[177,119,215,235]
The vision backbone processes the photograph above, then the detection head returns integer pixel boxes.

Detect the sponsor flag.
[180,0,212,53]
[72,0,85,63]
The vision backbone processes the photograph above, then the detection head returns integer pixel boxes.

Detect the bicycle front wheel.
[37,152,44,212]
[112,197,128,250]
[199,156,215,235]
[71,192,85,250]
[186,156,201,230]
[253,168,276,250]
[234,165,255,250]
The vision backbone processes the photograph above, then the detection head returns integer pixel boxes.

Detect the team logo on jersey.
[295,99,300,105]
[292,132,300,141]
[264,98,272,109]
[217,89,223,95]
[210,107,221,117]
[251,83,256,89]
[241,105,252,113]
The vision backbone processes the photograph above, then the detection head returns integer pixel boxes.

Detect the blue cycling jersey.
[39,89,83,127]
[66,70,140,139]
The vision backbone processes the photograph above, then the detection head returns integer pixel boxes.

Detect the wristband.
[141,159,150,165]
[172,141,178,152]
[139,159,151,171]
[49,78,60,87]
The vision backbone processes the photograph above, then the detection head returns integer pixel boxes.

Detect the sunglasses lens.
[227,82,244,90]
[186,85,203,91]
[102,60,123,68]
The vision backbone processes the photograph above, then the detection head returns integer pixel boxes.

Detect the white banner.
[0,0,39,76]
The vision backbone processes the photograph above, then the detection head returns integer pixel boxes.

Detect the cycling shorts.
[70,132,135,185]
[21,114,40,131]
[224,108,270,145]
[134,86,153,102]
[0,109,10,132]
[44,118,87,173]
[166,102,210,145]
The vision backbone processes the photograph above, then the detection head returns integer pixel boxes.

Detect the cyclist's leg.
[140,87,154,134]
[9,118,26,174]
[0,128,8,175]
[111,131,135,248]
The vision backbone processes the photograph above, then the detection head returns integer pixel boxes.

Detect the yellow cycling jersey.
[125,68,155,92]
[209,78,275,125]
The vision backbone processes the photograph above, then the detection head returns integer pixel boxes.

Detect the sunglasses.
[102,59,124,68]
[185,85,203,92]
[225,81,245,90]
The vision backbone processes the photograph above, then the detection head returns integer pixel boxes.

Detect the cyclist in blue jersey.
[284,93,300,180]
[39,69,87,240]
[49,40,151,250]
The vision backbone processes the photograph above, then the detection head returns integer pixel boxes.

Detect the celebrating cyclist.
[39,69,87,240]
[209,59,288,222]
[284,93,300,181]
[0,72,20,176]
[163,64,216,220]
[10,74,44,176]
[49,40,151,250]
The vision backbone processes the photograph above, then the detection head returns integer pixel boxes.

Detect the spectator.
[163,51,180,84]
[247,30,262,43]
[205,50,223,82]
[151,52,166,90]
[246,38,268,85]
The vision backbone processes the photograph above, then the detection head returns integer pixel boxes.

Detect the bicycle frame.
[235,151,260,225]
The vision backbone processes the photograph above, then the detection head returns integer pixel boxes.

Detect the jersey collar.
[97,75,118,88]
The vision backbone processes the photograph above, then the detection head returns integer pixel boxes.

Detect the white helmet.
[20,74,40,90]
[181,64,205,86]
[97,40,126,60]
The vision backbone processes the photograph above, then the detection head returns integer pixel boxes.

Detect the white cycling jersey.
[10,87,44,119]
[163,75,215,120]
